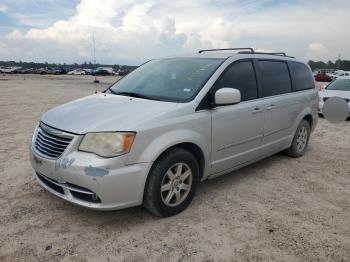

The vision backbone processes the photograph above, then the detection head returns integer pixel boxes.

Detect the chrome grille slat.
[38,129,72,143]
[36,135,67,148]
[35,145,59,158]
[35,141,65,154]
[33,123,73,159]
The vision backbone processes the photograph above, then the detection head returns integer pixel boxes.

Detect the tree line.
[1,59,350,72]
[0,60,137,71]
[308,59,350,71]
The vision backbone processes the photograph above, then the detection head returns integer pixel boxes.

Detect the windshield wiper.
[113,91,160,101]
[108,88,118,95]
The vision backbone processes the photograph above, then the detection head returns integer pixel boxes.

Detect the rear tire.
[284,119,311,158]
[143,148,199,217]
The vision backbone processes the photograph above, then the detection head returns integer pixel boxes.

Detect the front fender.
[128,128,210,167]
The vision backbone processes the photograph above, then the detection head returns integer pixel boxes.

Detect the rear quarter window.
[288,62,315,91]
[258,60,292,97]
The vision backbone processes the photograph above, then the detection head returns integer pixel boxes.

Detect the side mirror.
[214,88,241,106]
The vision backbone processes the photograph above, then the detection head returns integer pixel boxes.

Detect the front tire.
[284,119,311,158]
[143,148,199,217]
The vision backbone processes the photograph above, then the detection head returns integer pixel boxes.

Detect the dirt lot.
[0,74,349,262]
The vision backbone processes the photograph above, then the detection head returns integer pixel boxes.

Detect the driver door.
[210,60,264,175]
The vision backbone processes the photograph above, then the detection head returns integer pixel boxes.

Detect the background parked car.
[26,68,37,74]
[67,69,86,75]
[117,69,129,76]
[0,66,20,73]
[56,68,68,74]
[315,72,331,82]
[12,67,24,74]
[330,71,350,80]
[83,68,93,75]
[92,67,114,76]
[34,67,59,74]
[318,76,350,117]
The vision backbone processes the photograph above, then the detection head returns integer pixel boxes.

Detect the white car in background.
[67,69,86,75]
[329,70,350,80]
[319,76,350,116]
[0,66,20,73]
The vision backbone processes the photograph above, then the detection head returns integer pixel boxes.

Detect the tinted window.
[259,61,292,97]
[289,62,315,91]
[110,58,223,102]
[213,61,258,101]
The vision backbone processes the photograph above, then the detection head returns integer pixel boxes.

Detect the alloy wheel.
[160,162,193,207]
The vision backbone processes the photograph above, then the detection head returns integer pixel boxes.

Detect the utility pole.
[92,32,99,85]
[93,33,96,65]
[337,53,342,69]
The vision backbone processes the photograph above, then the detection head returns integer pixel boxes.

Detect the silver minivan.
[30,48,318,216]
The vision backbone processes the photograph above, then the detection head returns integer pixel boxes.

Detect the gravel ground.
[0,74,349,262]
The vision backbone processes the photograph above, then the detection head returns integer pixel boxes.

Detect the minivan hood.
[41,93,178,134]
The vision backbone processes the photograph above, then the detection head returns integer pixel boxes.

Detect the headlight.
[79,132,136,157]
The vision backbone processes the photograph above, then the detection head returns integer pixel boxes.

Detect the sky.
[0,0,349,65]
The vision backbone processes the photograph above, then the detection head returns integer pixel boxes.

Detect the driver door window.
[212,61,258,102]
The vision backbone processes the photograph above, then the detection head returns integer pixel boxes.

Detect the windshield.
[326,79,350,91]
[109,58,224,102]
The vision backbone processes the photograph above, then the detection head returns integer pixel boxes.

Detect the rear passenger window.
[259,61,292,97]
[213,61,258,101]
[289,62,315,91]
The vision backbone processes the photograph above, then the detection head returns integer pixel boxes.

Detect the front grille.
[33,123,73,159]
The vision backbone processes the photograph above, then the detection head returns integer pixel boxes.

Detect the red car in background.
[314,73,331,82]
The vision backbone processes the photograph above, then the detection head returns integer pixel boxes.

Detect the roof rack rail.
[198,48,254,54]
[256,52,295,58]
[239,51,295,59]
[198,48,295,58]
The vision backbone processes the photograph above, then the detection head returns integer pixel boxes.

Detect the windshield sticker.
[183,88,192,92]
[187,63,214,81]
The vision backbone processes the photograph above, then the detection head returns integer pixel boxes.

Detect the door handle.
[252,107,263,114]
[267,104,275,110]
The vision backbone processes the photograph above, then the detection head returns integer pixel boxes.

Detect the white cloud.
[0,4,8,13]
[2,0,350,64]
[6,29,24,40]
[307,43,330,60]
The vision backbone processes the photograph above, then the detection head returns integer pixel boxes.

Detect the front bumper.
[30,147,152,210]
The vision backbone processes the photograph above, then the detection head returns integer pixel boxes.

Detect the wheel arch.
[152,142,206,179]
[303,114,313,129]
[292,107,316,135]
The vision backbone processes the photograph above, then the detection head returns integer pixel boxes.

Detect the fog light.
[92,194,99,202]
